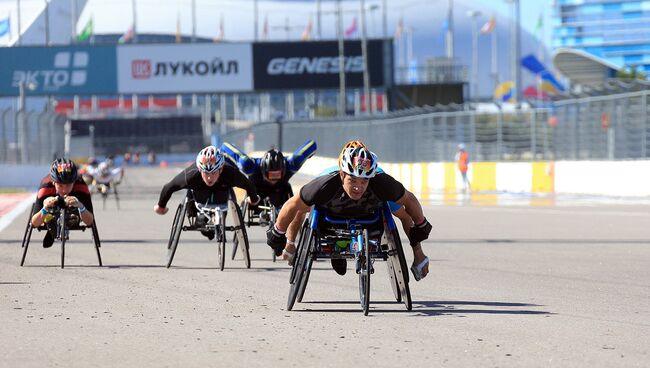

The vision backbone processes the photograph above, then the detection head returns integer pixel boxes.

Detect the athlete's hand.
[154,204,168,215]
[266,226,286,256]
[64,196,81,208]
[246,195,261,206]
[43,197,58,210]
[408,218,432,246]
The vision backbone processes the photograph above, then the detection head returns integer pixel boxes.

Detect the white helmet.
[339,146,378,178]
[196,146,225,173]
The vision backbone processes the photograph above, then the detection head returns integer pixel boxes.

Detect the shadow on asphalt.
[429,239,650,244]
[294,299,552,317]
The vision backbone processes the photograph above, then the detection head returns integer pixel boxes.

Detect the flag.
[0,15,10,37]
[118,24,135,44]
[395,16,403,39]
[521,54,565,92]
[77,17,93,42]
[261,15,268,40]
[480,16,496,34]
[213,14,224,42]
[494,81,514,102]
[175,13,181,43]
[345,17,357,38]
[301,17,312,41]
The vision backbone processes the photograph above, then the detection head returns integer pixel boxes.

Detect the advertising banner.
[117,43,253,94]
[0,46,117,96]
[253,40,388,90]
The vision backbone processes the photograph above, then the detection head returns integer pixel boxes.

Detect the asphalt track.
[1,167,648,367]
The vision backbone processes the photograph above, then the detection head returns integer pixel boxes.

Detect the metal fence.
[0,108,67,165]
[221,91,650,163]
[3,90,649,165]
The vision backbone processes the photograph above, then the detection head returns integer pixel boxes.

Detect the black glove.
[266,226,286,256]
[408,218,432,246]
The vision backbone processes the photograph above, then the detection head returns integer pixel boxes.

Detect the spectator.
[455,143,471,193]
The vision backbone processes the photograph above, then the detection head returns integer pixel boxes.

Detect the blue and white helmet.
[196,146,225,173]
[339,146,378,178]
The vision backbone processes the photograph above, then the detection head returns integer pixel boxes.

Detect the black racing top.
[33,176,94,214]
[157,164,258,208]
[249,165,294,199]
[299,172,405,218]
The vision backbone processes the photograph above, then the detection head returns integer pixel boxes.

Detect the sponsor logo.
[131,60,151,79]
[266,56,364,75]
[12,52,89,91]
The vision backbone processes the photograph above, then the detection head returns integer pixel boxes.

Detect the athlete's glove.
[266,225,287,256]
[408,218,432,246]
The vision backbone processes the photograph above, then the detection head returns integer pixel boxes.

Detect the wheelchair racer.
[220,139,317,210]
[86,161,125,194]
[266,142,432,280]
[30,158,95,248]
[154,146,260,239]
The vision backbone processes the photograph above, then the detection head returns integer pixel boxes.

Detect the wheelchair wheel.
[386,256,402,303]
[359,229,371,315]
[20,203,36,266]
[230,200,250,269]
[288,227,314,311]
[60,210,67,269]
[167,204,182,250]
[114,185,120,210]
[296,239,314,303]
[390,228,412,311]
[166,199,187,268]
[218,209,226,271]
[91,222,103,266]
[289,217,309,284]
[231,200,247,261]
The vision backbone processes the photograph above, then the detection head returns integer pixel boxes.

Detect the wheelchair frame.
[287,203,412,315]
[20,200,102,269]
[166,189,249,270]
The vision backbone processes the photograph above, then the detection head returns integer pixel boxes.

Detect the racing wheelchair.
[235,197,280,262]
[93,180,120,210]
[20,197,102,269]
[287,203,412,315]
[166,189,250,270]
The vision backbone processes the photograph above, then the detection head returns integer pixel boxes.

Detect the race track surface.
[1,167,648,367]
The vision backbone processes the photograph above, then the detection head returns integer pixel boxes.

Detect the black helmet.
[50,158,78,184]
[261,149,286,180]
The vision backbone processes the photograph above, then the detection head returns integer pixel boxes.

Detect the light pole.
[17,81,36,164]
[337,0,345,116]
[467,10,482,100]
[368,4,379,38]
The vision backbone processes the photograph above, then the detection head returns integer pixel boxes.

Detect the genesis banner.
[253,40,389,90]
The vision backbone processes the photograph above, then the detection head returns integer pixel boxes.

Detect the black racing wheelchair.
[93,180,120,210]
[20,197,102,269]
[288,203,412,315]
[235,196,280,262]
[166,189,250,270]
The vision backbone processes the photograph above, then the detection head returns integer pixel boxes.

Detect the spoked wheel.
[91,222,103,266]
[288,227,314,311]
[389,228,412,311]
[359,229,371,315]
[166,199,187,268]
[218,211,226,271]
[167,204,182,250]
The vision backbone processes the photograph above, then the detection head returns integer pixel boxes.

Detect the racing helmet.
[339,146,378,179]
[196,146,225,173]
[260,149,286,180]
[50,158,78,184]
[338,140,368,167]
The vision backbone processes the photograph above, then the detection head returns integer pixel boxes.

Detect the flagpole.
[360,0,371,114]
[491,17,498,96]
[191,0,196,42]
[337,0,346,116]
[16,0,21,45]
[382,0,387,38]
[132,0,137,43]
[446,0,454,58]
[316,0,322,39]
[44,0,50,46]
[254,0,258,41]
